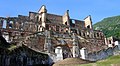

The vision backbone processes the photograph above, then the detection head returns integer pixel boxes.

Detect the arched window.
[40,17,42,21]
[87,25,90,29]
[65,22,67,25]
[109,40,111,44]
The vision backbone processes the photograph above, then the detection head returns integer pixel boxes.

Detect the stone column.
[80,47,88,59]
[72,33,80,57]
[55,46,63,61]
[44,30,51,53]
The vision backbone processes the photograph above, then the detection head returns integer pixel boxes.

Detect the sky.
[0,0,120,24]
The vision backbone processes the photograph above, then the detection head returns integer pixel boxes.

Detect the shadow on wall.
[0,35,50,66]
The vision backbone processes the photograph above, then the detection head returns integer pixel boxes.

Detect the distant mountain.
[93,15,120,38]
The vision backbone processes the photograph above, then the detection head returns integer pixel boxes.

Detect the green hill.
[93,15,120,38]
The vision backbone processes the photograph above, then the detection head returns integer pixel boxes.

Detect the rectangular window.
[56,26,59,32]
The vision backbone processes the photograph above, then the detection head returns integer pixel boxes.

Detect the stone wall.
[86,46,120,61]
[47,13,63,24]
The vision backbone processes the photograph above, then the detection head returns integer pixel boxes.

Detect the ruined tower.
[63,10,70,33]
[84,15,93,29]
[38,5,47,28]
[63,10,70,25]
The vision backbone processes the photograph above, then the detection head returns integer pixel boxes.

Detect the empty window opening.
[65,22,67,25]
[97,33,99,37]
[87,35,89,37]
[87,32,89,37]
[71,29,77,34]
[72,20,75,24]
[36,16,39,22]
[61,29,63,32]
[112,44,115,46]
[66,30,68,33]
[75,30,77,34]
[94,33,96,38]
[87,25,90,29]
[40,18,42,21]
[46,24,49,30]
[109,40,111,44]
[70,20,75,27]
[8,32,12,37]
[21,33,25,37]
[56,26,59,31]
[9,21,13,28]
[83,32,85,37]
[79,31,81,36]
[66,28,69,33]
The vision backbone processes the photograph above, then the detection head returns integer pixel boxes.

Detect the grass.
[78,55,120,66]
[7,44,17,51]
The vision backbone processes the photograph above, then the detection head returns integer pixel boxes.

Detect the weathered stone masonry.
[0,5,107,63]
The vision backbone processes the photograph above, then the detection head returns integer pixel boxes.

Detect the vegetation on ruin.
[93,15,120,38]
[0,35,17,51]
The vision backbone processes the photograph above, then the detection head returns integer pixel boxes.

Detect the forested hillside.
[93,15,120,38]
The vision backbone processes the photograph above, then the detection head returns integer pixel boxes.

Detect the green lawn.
[78,55,120,66]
